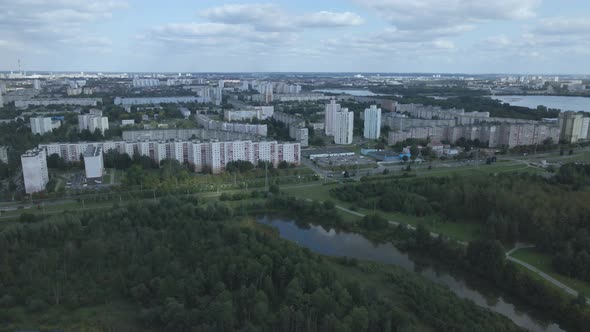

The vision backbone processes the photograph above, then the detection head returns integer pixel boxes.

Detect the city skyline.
[2,1,590,74]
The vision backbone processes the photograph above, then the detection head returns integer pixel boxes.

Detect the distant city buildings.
[224,106,274,121]
[21,148,49,194]
[30,117,61,135]
[16,98,101,108]
[78,109,109,134]
[334,109,354,145]
[133,78,160,88]
[83,146,104,179]
[40,140,300,174]
[363,105,382,139]
[196,114,267,136]
[114,96,210,106]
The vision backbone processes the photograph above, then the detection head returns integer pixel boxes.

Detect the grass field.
[511,247,590,297]
[2,301,145,332]
[283,182,484,241]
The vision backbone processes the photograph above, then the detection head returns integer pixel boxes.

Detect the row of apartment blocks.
[114,96,211,106]
[15,98,102,108]
[38,140,300,174]
[223,106,274,121]
[271,112,309,147]
[196,114,268,137]
[388,123,561,148]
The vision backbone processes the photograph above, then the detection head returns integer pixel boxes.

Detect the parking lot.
[313,154,375,169]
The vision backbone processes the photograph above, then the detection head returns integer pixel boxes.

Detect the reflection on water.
[259,216,565,332]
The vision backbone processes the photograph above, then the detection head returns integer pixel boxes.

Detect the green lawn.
[511,247,590,297]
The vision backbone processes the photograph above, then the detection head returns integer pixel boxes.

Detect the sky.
[1,0,590,74]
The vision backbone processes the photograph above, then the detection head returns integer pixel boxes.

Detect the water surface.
[259,215,565,332]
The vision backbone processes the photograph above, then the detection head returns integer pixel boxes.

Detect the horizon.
[1,1,590,74]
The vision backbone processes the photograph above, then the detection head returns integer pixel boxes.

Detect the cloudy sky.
[1,0,589,74]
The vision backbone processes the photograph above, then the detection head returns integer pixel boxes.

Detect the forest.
[330,164,590,283]
[0,195,524,331]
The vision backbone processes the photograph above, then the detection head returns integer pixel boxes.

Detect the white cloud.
[533,17,590,35]
[360,0,539,31]
[296,11,363,27]
[0,0,126,52]
[200,3,363,31]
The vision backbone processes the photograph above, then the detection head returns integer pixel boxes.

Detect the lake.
[313,89,385,96]
[258,215,565,332]
[493,95,590,112]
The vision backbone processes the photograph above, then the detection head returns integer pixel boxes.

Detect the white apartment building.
[78,110,109,134]
[363,105,382,139]
[83,145,104,179]
[33,79,41,90]
[133,79,160,88]
[39,140,300,174]
[580,117,590,140]
[325,99,341,136]
[114,96,209,105]
[0,146,8,163]
[224,106,274,121]
[21,148,49,194]
[334,109,354,145]
[31,117,61,135]
[559,111,584,143]
[16,98,101,108]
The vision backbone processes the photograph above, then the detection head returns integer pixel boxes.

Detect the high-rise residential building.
[324,99,341,136]
[0,90,3,108]
[30,117,61,135]
[580,117,590,140]
[363,105,382,139]
[83,146,104,179]
[334,108,354,145]
[0,146,8,163]
[21,148,49,194]
[33,79,41,90]
[559,111,584,143]
[78,110,109,134]
[214,80,224,106]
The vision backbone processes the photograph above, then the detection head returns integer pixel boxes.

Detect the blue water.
[493,95,590,112]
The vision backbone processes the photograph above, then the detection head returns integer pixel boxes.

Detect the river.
[492,95,590,112]
[258,215,565,332]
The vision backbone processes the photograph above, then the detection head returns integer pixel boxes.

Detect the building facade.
[334,109,354,145]
[325,99,341,136]
[31,117,61,135]
[40,140,300,174]
[363,105,382,139]
[83,146,104,179]
[21,148,49,194]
